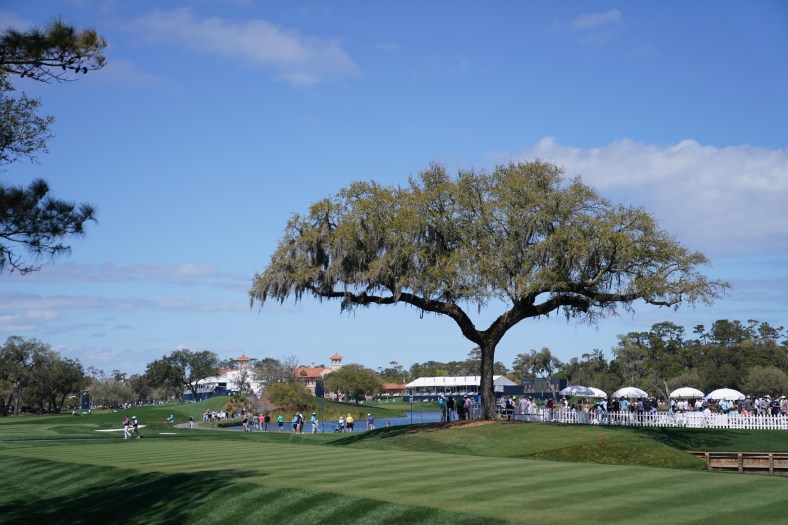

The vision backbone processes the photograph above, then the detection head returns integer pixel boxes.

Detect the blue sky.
[2,1,786,376]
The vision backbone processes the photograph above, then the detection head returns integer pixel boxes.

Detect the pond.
[226,411,447,433]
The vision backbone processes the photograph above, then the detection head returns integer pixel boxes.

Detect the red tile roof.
[294,367,332,379]
[330,353,343,360]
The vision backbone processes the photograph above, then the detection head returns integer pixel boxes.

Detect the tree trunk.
[1,392,12,416]
[479,341,497,420]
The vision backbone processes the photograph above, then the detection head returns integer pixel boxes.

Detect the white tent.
[588,387,608,398]
[559,385,595,396]
[405,375,516,389]
[670,387,705,399]
[706,388,745,401]
[611,386,649,399]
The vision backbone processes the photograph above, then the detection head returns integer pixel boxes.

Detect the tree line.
[3,318,785,415]
[385,319,788,399]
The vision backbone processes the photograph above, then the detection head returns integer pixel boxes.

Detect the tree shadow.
[0,462,261,525]
[630,427,739,450]
[327,423,439,445]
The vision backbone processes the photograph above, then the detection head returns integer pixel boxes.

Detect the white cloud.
[93,58,169,87]
[128,8,358,85]
[3,262,247,285]
[0,291,246,315]
[570,9,622,31]
[514,138,788,257]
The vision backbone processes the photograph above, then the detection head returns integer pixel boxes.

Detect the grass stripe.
[0,455,508,525]
[3,439,786,524]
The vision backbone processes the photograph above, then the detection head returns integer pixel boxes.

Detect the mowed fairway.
[2,437,787,525]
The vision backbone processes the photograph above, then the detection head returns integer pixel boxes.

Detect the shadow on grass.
[327,423,441,445]
[0,456,261,525]
[629,427,741,451]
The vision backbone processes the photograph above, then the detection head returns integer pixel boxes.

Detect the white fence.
[526,409,788,430]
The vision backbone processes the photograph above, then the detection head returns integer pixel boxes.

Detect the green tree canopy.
[741,366,788,398]
[264,381,312,411]
[250,161,727,418]
[144,349,220,402]
[512,347,563,382]
[0,335,85,415]
[325,363,383,403]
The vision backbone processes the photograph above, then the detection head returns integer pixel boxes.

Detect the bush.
[264,382,312,410]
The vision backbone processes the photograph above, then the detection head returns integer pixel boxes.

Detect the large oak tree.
[250,161,727,419]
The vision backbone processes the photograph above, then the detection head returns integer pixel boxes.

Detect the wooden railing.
[689,451,788,475]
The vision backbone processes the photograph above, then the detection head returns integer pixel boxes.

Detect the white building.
[185,354,265,401]
[405,375,517,401]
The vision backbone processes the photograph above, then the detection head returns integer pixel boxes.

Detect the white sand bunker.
[94,425,146,432]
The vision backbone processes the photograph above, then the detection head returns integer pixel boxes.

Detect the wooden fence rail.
[688,451,788,474]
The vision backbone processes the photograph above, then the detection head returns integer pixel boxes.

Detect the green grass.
[2,404,788,524]
[0,455,502,525]
[1,437,787,524]
[329,422,708,469]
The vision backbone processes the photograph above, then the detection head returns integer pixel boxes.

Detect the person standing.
[263,413,271,432]
[366,413,374,430]
[439,395,446,422]
[242,414,249,431]
[131,416,140,439]
[291,413,299,433]
[346,413,354,432]
[123,415,131,439]
[189,415,194,429]
[277,414,284,431]
[311,412,319,434]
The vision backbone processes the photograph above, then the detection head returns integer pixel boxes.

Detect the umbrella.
[670,387,705,399]
[588,387,608,398]
[611,386,649,399]
[705,388,745,401]
[559,385,595,397]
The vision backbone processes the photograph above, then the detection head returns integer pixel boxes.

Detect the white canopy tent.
[588,387,608,398]
[706,388,745,401]
[611,386,649,399]
[559,385,595,397]
[670,387,705,399]
[405,375,517,398]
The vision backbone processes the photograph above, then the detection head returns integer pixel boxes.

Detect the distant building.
[382,382,406,398]
[293,354,343,396]
[522,377,567,400]
[404,375,518,401]
[183,354,264,401]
